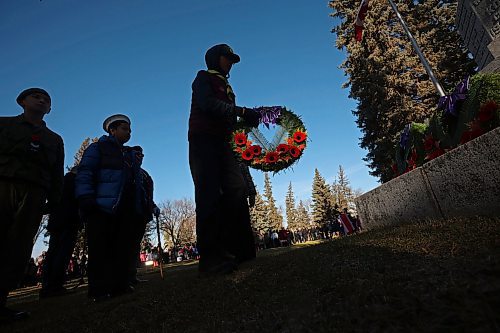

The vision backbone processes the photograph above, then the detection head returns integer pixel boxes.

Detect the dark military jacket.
[188,70,238,141]
[0,114,64,210]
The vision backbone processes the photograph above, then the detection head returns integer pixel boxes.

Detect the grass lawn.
[4,216,500,333]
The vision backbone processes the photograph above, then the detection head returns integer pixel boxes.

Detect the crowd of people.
[19,252,88,289]
[140,241,200,263]
[254,211,362,251]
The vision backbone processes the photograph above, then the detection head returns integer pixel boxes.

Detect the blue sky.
[0,0,379,256]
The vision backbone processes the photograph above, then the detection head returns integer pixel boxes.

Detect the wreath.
[231,106,307,172]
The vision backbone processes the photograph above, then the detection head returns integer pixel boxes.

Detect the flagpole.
[387,0,446,97]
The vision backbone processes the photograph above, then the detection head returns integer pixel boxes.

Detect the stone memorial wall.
[456,0,499,72]
[355,127,500,229]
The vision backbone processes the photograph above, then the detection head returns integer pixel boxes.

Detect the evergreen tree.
[285,182,299,230]
[331,176,340,209]
[311,169,335,226]
[250,191,270,233]
[335,165,353,211]
[329,0,475,182]
[296,200,311,229]
[263,173,283,230]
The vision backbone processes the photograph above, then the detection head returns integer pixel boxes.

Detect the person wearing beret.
[0,88,64,322]
[75,114,143,301]
[188,44,260,276]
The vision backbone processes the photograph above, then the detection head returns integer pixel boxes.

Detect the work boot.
[129,277,148,286]
[112,284,135,297]
[90,293,111,303]
[88,288,112,303]
[39,286,69,299]
[198,255,237,278]
[0,307,30,323]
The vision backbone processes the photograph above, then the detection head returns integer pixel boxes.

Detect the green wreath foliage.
[231,107,307,173]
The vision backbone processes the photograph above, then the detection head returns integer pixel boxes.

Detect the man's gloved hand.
[248,195,256,208]
[78,196,98,217]
[242,108,260,128]
[236,107,260,128]
[42,202,51,215]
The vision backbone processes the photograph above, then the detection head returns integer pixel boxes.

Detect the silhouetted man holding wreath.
[189,44,259,276]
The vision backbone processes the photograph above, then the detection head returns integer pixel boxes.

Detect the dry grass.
[4,216,500,333]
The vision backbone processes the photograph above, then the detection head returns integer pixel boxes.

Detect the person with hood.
[0,88,64,322]
[189,44,260,276]
[75,114,142,301]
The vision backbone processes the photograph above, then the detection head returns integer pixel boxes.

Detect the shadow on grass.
[4,217,500,333]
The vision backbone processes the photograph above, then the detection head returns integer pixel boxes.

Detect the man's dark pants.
[128,219,148,282]
[85,210,134,297]
[189,137,255,265]
[42,224,80,291]
[0,180,46,306]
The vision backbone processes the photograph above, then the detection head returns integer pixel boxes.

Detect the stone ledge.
[355,127,500,229]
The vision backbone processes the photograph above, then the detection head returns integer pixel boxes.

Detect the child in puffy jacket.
[75,114,143,301]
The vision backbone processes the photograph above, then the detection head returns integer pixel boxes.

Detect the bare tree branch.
[158,198,196,248]
[33,215,49,245]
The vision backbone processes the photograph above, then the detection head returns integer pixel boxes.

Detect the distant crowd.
[255,211,362,250]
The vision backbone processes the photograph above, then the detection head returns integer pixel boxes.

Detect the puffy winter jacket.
[75,135,129,214]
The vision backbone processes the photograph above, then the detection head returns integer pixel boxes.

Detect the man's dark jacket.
[189,46,239,141]
[0,114,64,210]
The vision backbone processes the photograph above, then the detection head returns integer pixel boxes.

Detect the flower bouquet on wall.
[391,73,500,179]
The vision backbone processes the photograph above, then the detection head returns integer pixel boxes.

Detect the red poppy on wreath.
[241,149,254,161]
[265,152,279,163]
[293,131,307,143]
[234,132,247,146]
[391,163,399,177]
[276,144,290,153]
[478,100,498,123]
[231,107,307,172]
[250,145,262,156]
[459,131,471,145]
[469,119,485,139]
[406,149,418,170]
[425,148,446,161]
[423,134,438,152]
[289,146,301,158]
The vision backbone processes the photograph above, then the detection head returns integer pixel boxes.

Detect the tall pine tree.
[332,165,353,211]
[285,182,298,230]
[329,0,475,182]
[250,190,271,233]
[311,169,335,227]
[296,200,311,229]
[263,173,283,230]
